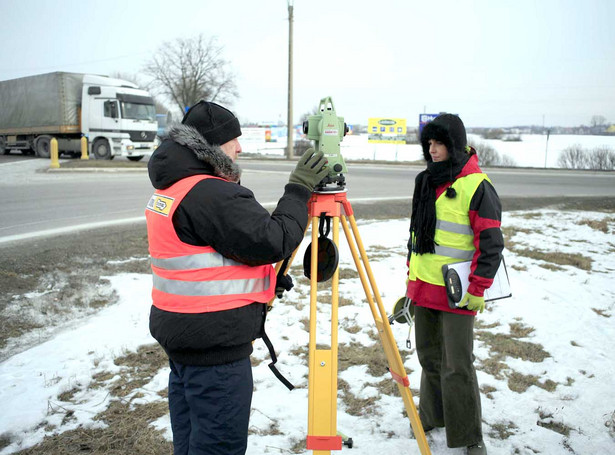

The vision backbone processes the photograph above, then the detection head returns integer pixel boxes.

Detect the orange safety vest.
[145,174,276,314]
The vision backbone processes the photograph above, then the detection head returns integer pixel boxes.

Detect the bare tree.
[588,146,615,170]
[558,144,588,169]
[300,105,321,124]
[590,115,607,127]
[143,34,238,113]
[467,138,516,167]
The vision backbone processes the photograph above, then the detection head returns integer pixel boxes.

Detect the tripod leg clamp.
[389,368,410,387]
[307,435,342,450]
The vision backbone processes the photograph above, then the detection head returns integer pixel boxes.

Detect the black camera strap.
[261,325,295,391]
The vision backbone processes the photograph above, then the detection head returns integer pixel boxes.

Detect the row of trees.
[468,140,615,170]
[558,145,615,170]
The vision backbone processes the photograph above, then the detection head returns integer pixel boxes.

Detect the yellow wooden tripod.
[275,190,431,454]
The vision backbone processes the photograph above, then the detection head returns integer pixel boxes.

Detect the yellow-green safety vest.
[409,173,490,286]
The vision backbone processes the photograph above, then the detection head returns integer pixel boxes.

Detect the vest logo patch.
[146,194,174,216]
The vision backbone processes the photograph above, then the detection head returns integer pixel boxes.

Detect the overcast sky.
[1,0,613,128]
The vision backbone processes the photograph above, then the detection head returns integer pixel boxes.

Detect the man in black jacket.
[146,101,328,455]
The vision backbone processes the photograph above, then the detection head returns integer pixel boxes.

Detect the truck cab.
[81,75,158,160]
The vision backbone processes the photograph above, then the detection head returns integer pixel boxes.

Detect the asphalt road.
[1,154,615,245]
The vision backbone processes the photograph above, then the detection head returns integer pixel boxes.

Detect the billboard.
[368,118,407,144]
[419,113,440,135]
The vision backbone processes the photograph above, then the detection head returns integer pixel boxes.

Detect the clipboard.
[442,257,512,310]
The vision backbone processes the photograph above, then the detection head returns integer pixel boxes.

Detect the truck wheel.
[0,137,7,155]
[35,136,51,158]
[127,155,144,162]
[93,138,111,160]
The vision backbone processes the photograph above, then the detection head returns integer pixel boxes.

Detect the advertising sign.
[367,118,407,144]
[419,113,439,135]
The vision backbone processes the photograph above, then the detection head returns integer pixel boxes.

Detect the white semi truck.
[0,72,158,161]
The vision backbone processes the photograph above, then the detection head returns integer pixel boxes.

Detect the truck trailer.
[0,72,158,160]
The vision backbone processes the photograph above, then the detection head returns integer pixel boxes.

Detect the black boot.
[467,440,487,455]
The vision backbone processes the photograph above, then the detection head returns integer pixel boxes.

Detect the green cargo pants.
[414,306,483,448]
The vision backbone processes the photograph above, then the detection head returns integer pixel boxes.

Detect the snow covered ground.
[242,133,615,170]
[1,210,614,454]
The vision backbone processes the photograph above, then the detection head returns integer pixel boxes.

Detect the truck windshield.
[120,102,156,121]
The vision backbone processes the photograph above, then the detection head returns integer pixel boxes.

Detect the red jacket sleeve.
[467,180,504,296]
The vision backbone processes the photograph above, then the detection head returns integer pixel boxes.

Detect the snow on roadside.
[0,274,153,453]
[1,210,614,454]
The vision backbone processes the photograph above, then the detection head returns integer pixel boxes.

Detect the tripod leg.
[307,215,342,453]
[340,214,431,455]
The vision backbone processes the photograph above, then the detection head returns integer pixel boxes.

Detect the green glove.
[458,292,485,313]
[289,148,329,192]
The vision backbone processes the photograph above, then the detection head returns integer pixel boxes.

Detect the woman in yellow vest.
[406,114,503,455]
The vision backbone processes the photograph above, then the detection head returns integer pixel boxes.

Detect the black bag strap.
[261,327,295,391]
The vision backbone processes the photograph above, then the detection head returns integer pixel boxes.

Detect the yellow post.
[50,138,60,169]
[80,136,89,160]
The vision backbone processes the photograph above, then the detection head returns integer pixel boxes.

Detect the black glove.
[288,148,329,192]
[275,272,294,299]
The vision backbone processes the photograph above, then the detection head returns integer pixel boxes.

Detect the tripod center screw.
[320,361,326,366]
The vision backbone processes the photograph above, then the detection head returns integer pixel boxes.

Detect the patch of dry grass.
[15,400,171,455]
[108,345,168,398]
[476,321,556,393]
[508,247,593,271]
[536,408,572,437]
[288,437,306,454]
[591,308,611,318]
[338,378,380,417]
[341,321,362,333]
[248,411,283,436]
[507,371,557,393]
[13,343,172,455]
[578,217,614,233]
[480,384,498,399]
[338,342,390,377]
[476,330,549,363]
[488,420,518,439]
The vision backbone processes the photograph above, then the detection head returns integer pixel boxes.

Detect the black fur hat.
[420,114,467,164]
[182,101,242,146]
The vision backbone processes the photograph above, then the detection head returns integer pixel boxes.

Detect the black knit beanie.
[181,101,242,146]
[420,113,467,165]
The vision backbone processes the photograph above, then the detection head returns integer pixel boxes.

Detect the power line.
[0,51,152,77]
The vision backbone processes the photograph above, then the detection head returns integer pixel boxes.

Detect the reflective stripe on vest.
[150,252,243,270]
[145,174,275,313]
[153,274,270,297]
[435,219,474,236]
[409,173,490,286]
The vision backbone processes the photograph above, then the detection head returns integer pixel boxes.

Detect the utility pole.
[286,0,294,160]
[544,128,550,168]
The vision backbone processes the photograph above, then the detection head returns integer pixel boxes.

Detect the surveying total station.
[302,97,348,191]
[273,97,431,454]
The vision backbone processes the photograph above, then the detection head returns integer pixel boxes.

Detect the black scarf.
[409,156,468,255]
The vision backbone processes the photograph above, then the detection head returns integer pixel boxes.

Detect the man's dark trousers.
[168,357,253,455]
[414,306,482,448]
